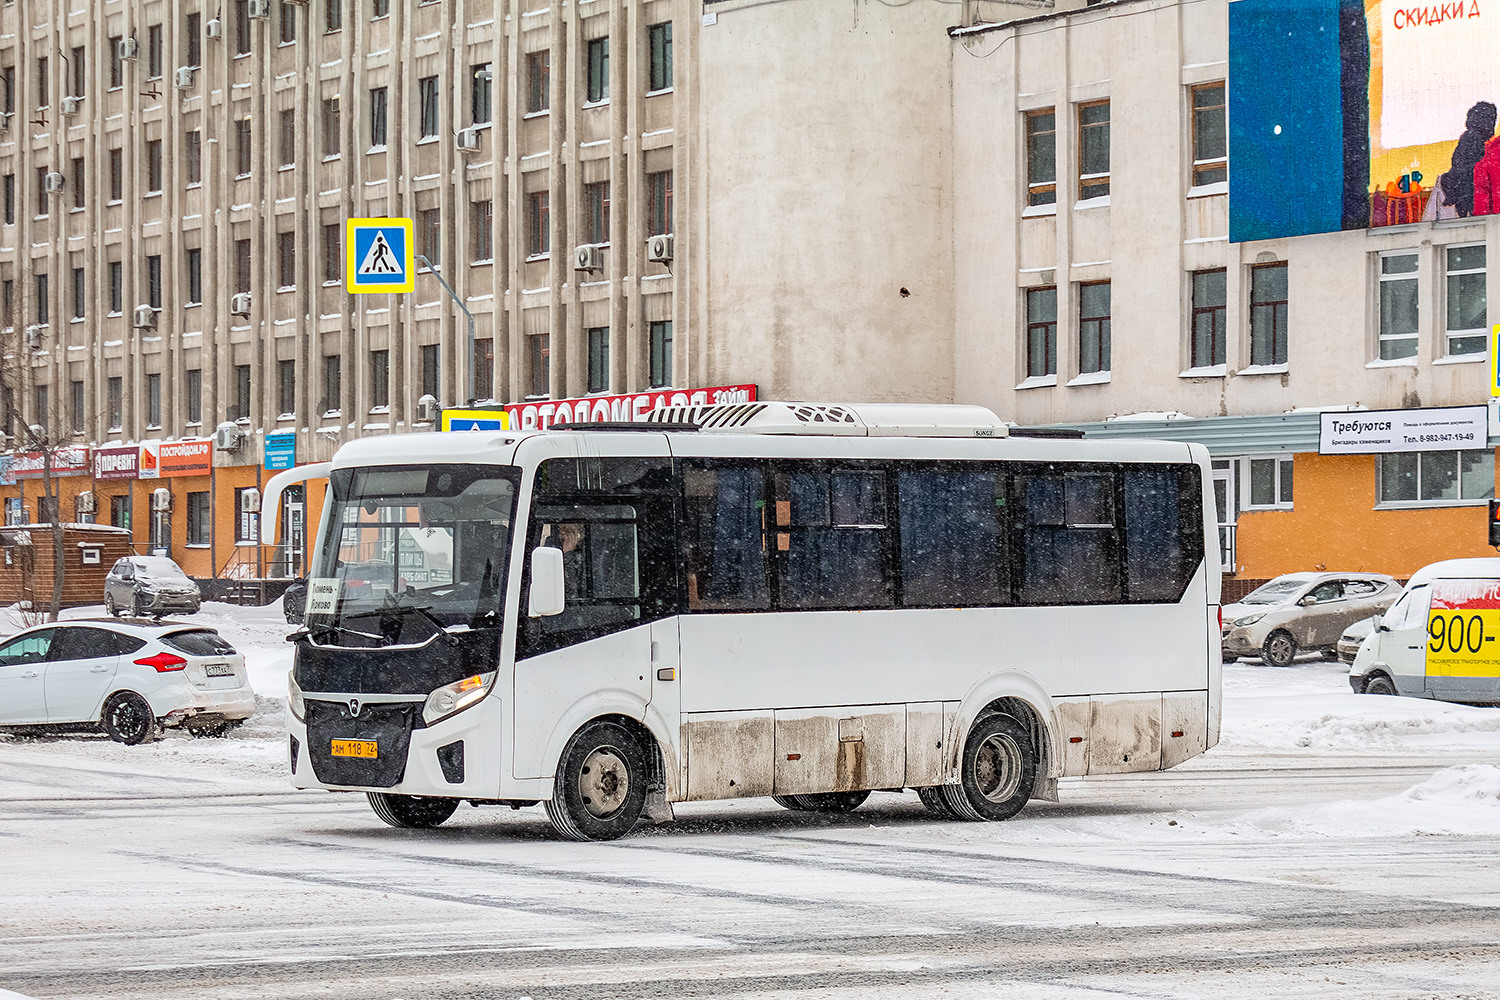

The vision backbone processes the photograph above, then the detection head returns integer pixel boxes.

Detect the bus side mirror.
[529,547,566,617]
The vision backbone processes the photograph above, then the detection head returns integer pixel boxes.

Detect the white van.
[1349,557,1500,704]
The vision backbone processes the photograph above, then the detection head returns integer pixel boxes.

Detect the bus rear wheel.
[546,720,649,842]
[946,714,1037,822]
[789,790,869,813]
[367,793,459,829]
[917,785,960,819]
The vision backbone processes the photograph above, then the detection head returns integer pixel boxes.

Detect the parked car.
[1350,558,1500,704]
[282,577,308,625]
[1337,615,1380,664]
[104,556,201,617]
[1222,571,1401,666]
[0,619,253,743]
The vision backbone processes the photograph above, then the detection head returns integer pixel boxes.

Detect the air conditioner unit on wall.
[133,304,156,329]
[248,0,269,19]
[230,292,252,317]
[151,488,172,512]
[214,422,243,451]
[415,394,439,424]
[75,491,96,515]
[239,487,261,512]
[24,325,43,350]
[175,67,194,89]
[206,17,222,38]
[61,96,81,116]
[43,171,64,193]
[118,37,138,60]
[456,128,480,152]
[647,234,674,264]
[574,244,602,273]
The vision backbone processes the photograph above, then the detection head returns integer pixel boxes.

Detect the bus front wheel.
[946,714,1037,822]
[546,720,649,842]
[367,792,459,829]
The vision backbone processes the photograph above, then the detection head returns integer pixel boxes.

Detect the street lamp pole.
[415,255,477,404]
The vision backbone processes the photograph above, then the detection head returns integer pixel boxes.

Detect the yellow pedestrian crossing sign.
[346,217,414,294]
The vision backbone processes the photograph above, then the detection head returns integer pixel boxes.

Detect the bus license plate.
[204,663,233,677]
[331,739,378,759]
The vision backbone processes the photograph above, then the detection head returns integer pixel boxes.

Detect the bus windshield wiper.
[287,621,386,645]
[345,604,459,645]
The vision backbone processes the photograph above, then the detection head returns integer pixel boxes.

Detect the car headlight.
[288,673,305,722]
[1233,613,1266,627]
[423,672,496,726]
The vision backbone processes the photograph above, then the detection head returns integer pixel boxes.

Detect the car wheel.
[943,714,1038,822]
[104,594,117,616]
[1261,629,1298,667]
[787,790,870,813]
[125,592,139,617]
[101,692,160,745]
[545,719,649,842]
[772,794,812,811]
[367,792,459,829]
[1364,674,1398,696]
[186,720,234,738]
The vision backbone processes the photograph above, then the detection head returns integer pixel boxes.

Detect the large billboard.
[1229,0,1498,241]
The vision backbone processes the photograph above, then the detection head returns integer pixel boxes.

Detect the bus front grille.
[305,699,417,788]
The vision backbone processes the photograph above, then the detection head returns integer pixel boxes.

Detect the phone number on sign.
[1405,433,1480,445]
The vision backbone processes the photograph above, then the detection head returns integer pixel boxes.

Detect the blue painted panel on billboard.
[264,432,296,471]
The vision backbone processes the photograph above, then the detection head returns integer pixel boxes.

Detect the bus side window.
[897,465,1007,607]
[682,463,769,611]
[1015,468,1121,605]
[775,464,894,610]
[1122,465,1201,603]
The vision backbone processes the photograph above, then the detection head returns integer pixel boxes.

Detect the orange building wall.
[1234,451,1499,581]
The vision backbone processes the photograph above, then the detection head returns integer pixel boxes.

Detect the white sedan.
[0,620,254,744]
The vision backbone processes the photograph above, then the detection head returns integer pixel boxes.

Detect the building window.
[108,261,122,313]
[235,238,252,293]
[372,0,390,17]
[35,273,47,325]
[1191,83,1227,187]
[1378,450,1493,505]
[321,98,340,157]
[1078,281,1111,375]
[648,22,673,92]
[3,174,12,223]
[1240,456,1294,510]
[235,1,252,55]
[109,37,123,88]
[471,200,493,262]
[186,248,202,304]
[185,13,202,66]
[649,320,672,388]
[236,119,253,175]
[322,223,340,282]
[234,364,251,422]
[1249,262,1288,366]
[35,166,48,217]
[528,334,550,398]
[233,488,258,542]
[0,280,10,328]
[146,372,162,427]
[1078,101,1110,200]
[647,171,673,236]
[323,354,341,414]
[68,46,84,99]
[1378,251,1419,361]
[587,37,610,103]
[107,376,122,429]
[70,380,84,432]
[471,64,491,125]
[36,57,47,107]
[185,130,201,185]
[71,157,84,210]
[527,50,550,113]
[421,344,439,399]
[418,75,439,138]
[1445,244,1487,357]
[1026,287,1058,377]
[277,359,295,416]
[147,139,163,192]
[279,108,296,166]
[370,350,389,408]
[147,254,162,310]
[419,208,441,268]
[147,24,163,78]
[109,148,123,201]
[186,492,211,546]
[369,86,387,147]
[278,231,296,289]
[528,190,549,257]
[473,338,494,400]
[186,368,202,424]
[279,0,297,44]
[33,385,47,431]
[326,0,342,32]
[584,181,610,244]
[71,267,85,319]
[1190,269,1228,368]
[587,327,610,393]
[1026,109,1056,207]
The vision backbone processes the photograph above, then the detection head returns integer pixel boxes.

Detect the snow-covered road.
[2,605,1499,999]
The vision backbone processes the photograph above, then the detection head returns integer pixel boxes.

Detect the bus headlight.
[423,672,496,726]
[288,673,306,722]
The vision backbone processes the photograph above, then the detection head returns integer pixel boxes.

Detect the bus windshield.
[308,464,520,639]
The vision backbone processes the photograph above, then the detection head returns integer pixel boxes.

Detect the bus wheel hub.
[579,747,629,818]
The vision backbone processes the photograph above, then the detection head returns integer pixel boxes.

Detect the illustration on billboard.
[1229,0,1499,241]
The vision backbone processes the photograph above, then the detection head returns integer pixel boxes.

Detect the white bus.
[274,402,1221,841]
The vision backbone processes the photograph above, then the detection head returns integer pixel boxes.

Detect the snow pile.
[1231,764,1500,839]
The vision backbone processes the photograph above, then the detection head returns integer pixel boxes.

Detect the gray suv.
[104,556,202,617]
[1222,571,1400,666]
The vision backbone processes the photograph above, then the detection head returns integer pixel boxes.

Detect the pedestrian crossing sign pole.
[346,217,414,294]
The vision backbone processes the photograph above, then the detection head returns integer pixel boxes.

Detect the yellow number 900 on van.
[1349,558,1500,704]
